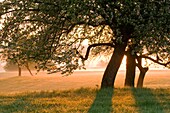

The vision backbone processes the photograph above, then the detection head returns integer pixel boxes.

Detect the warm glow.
[86,55,126,70]
[85,54,167,70]
[82,39,88,46]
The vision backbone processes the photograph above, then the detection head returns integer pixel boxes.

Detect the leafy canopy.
[0,0,169,74]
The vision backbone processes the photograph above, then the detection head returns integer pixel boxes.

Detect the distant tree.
[4,60,35,76]
[0,0,169,88]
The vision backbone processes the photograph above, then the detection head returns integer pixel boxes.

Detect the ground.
[0,70,170,94]
[0,70,170,113]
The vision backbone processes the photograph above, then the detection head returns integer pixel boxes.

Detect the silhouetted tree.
[0,0,169,88]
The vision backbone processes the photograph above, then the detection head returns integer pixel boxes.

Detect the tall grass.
[0,88,170,113]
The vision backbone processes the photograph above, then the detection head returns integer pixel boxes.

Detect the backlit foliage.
[0,0,169,74]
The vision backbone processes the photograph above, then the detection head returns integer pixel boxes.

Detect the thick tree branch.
[124,51,170,68]
[139,55,170,67]
[77,43,115,61]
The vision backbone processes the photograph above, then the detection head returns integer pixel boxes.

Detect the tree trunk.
[137,67,148,88]
[25,62,34,76]
[17,61,22,76]
[18,66,21,76]
[101,43,127,88]
[124,48,136,87]
[136,57,149,88]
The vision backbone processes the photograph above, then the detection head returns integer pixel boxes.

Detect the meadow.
[0,88,170,113]
[0,70,170,113]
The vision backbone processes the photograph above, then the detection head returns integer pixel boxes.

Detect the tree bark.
[125,48,136,87]
[137,67,148,88]
[101,43,127,88]
[136,57,149,88]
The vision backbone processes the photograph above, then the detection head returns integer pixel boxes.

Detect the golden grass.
[0,88,170,113]
[0,70,170,112]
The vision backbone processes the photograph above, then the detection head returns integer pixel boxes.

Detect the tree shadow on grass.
[131,88,165,113]
[152,89,170,113]
[0,95,32,113]
[88,88,113,113]
[0,91,59,113]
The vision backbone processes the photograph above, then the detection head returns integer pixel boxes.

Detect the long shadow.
[0,95,32,113]
[0,91,59,113]
[132,88,165,113]
[0,91,57,113]
[88,88,113,113]
[153,89,170,113]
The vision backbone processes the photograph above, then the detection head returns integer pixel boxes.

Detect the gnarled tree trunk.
[136,57,149,88]
[101,26,131,88]
[137,67,148,88]
[101,43,127,88]
[124,48,136,87]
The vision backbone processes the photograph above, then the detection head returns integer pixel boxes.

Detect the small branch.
[77,43,115,61]
[156,54,163,62]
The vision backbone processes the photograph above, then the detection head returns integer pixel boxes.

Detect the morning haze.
[0,0,170,112]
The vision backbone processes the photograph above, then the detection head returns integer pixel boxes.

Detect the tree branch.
[125,51,170,68]
[77,43,115,61]
[139,55,170,67]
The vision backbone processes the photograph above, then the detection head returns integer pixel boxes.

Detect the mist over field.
[0,69,170,94]
[0,56,169,94]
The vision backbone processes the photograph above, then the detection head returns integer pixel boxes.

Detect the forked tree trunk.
[137,67,148,88]
[101,43,127,88]
[136,57,149,88]
[124,48,136,87]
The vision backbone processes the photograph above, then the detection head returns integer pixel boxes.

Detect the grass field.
[0,88,170,113]
[0,70,170,112]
